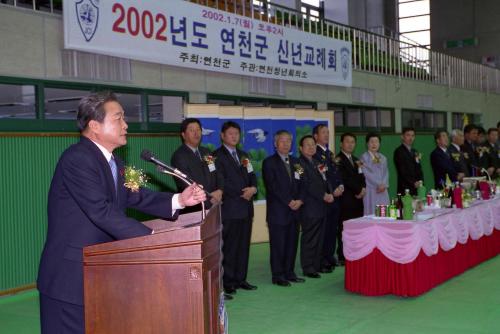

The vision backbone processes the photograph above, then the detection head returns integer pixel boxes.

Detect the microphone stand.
[156,166,206,221]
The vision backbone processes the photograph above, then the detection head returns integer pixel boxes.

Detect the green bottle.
[402,189,414,220]
[417,184,427,201]
[389,199,398,219]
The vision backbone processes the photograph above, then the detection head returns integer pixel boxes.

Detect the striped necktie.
[109,156,118,192]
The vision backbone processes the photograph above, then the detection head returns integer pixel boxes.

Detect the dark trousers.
[268,220,299,280]
[222,217,253,288]
[40,293,84,334]
[321,203,340,267]
[300,216,326,274]
[337,204,363,261]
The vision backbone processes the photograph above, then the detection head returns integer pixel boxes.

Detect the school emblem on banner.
[341,47,350,80]
[75,0,99,42]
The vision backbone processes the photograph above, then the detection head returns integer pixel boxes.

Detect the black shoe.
[304,272,321,278]
[288,277,305,283]
[224,293,233,300]
[224,286,237,294]
[239,281,257,290]
[319,267,333,273]
[272,278,291,287]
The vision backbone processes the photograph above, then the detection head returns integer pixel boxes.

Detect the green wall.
[0,134,181,293]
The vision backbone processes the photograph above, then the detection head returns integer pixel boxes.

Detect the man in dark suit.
[485,127,500,178]
[214,121,258,296]
[171,118,224,213]
[393,127,424,195]
[312,124,343,271]
[448,129,469,178]
[336,133,366,264]
[299,135,333,278]
[37,92,205,334]
[431,130,460,189]
[263,130,305,287]
[461,124,479,176]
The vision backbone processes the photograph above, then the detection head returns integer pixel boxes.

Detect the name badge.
[358,167,363,174]
[294,172,300,180]
[208,163,216,172]
[246,163,254,173]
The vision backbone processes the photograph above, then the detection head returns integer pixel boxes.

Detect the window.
[115,92,142,122]
[1,0,61,14]
[44,87,89,120]
[451,113,479,130]
[148,95,183,123]
[330,104,394,132]
[398,0,430,48]
[0,83,36,119]
[402,109,447,131]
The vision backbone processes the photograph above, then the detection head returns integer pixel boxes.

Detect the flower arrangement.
[318,163,328,174]
[123,166,148,192]
[293,164,304,175]
[203,154,216,165]
[241,157,250,167]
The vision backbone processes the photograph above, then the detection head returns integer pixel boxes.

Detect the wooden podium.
[83,204,225,334]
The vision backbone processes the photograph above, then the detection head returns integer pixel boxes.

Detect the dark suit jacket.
[37,136,176,306]
[299,155,328,219]
[448,144,469,177]
[461,140,477,175]
[313,145,343,193]
[171,144,223,210]
[477,143,493,170]
[430,147,458,189]
[336,151,366,211]
[214,146,257,220]
[262,153,304,225]
[486,142,500,169]
[393,144,424,195]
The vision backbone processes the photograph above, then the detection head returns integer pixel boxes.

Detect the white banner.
[64,0,352,87]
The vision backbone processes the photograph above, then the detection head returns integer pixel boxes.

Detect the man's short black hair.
[340,132,356,142]
[221,120,241,133]
[463,124,477,134]
[402,127,415,135]
[434,129,448,141]
[77,91,118,132]
[312,123,328,136]
[299,135,315,147]
[487,127,498,135]
[180,118,202,133]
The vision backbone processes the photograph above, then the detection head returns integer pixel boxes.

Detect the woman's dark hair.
[365,132,381,144]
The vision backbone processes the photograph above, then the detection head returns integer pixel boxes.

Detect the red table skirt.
[345,229,500,297]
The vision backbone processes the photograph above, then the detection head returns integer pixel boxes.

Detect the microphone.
[140,149,211,196]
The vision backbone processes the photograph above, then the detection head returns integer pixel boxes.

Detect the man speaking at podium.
[37,92,206,334]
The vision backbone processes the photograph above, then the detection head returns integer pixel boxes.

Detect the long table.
[343,197,500,297]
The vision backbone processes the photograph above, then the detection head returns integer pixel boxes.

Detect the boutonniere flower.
[241,157,250,167]
[451,153,461,162]
[123,166,148,192]
[318,163,328,174]
[463,152,469,159]
[293,163,304,175]
[321,154,326,161]
[476,146,489,156]
[372,154,381,164]
[355,160,364,168]
[203,154,216,165]
[334,156,342,165]
[415,152,422,162]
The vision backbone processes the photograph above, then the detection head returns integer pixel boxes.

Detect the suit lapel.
[80,137,118,202]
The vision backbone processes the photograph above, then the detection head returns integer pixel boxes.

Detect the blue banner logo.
[76,0,99,42]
